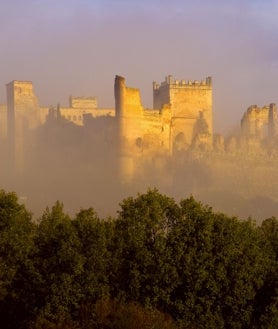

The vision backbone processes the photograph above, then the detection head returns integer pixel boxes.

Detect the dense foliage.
[0,189,277,328]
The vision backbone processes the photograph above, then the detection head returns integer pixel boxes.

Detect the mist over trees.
[3,109,278,222]
[1,111,122,218]
[0,189,277,329]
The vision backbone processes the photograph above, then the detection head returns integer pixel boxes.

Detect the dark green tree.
[168,197,270,328]
[0,190,36,329]
[34,201,84,321]
[72,208,111,303]
[114,188,180,307]
[252,217,278,328]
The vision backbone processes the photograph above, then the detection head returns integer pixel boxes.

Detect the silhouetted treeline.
[0,189,277,329]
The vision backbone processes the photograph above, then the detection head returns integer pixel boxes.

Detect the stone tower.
[6,80,40,173]
[114,75,145,182]
[153,75,213,151]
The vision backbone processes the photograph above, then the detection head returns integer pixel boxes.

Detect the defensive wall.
[3,74,278,183]
[114,75,213,181]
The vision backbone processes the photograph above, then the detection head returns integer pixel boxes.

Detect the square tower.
[153,75,213,150]
[6,80,40,173]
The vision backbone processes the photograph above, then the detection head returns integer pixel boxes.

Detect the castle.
[1,74,278,218]
[115,75,213,180]
[1,75,213,181]
[1,74,278,183]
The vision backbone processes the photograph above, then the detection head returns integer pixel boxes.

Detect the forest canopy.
[0,189,277,329]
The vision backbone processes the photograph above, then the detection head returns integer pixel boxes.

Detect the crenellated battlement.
[153,75,212,90]
[69,96,98,109]
[246,104,268,114]
[8,80,33,86]
[7,80,34,97]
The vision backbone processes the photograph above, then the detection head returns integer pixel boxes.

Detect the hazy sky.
[1,0,278,132]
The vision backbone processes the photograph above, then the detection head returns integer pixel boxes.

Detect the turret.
[114,75,125,118]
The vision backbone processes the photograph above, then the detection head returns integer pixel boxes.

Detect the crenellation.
[206,76,212,86]
[153,76,212,90]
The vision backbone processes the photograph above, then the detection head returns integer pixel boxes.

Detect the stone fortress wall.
[241,103,277,139]
[115,74,213,154]
[113,75,213,180]
[153,75,213,150]
[3,75,214,178]
[1,75,278,183]
[5,80,115,130]
[2,74,278,219]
